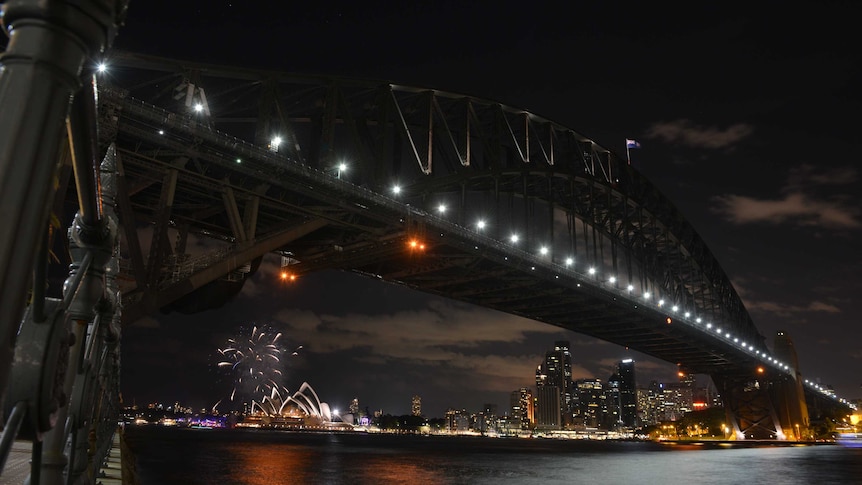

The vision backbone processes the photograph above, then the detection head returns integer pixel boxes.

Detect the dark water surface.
[124,427,862,484]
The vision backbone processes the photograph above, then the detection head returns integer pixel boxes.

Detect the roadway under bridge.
[0,10,854,483]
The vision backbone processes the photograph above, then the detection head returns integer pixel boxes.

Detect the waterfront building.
[510,388,534,429]
[574,378,605,428]
[659,382,694,421]
[412,395,422,417]
[637,381,664,426]
[445,408,470,433]
[606,373,623,429]
[536,341,573,427]
[616,359,638,428]
[535,385,562,430]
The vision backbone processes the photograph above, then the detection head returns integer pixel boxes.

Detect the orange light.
[290,274,297,281]
[280,271,288,280]
[678,372,685,378]
[757,366,764,374]
[666,317,672,324]
[409,240,418,248]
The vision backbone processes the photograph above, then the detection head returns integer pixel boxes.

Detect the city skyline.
[128,337,721,420]
[93,2,861,415]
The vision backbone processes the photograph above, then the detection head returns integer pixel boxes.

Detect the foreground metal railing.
[0,1,128,483]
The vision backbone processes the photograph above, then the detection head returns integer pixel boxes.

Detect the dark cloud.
[710,164,860,229]
[645,119,754,149]
[745,300,841,318]
[711,192,859,228]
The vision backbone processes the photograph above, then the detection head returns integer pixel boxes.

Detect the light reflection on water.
[125,428,862,485]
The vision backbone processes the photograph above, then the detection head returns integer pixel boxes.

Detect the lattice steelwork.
[101,51,765,368]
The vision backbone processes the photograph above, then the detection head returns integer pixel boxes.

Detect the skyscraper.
[510,388,534,429]
[411,395,422,417]
[574,378,605,428]
[534,385,562,430]
[536,341,573,428]
[615,359,637,428]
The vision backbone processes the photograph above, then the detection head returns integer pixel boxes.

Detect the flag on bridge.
[625,139,641,165]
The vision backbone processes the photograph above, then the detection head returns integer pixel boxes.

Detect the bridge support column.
[713,369,810,441]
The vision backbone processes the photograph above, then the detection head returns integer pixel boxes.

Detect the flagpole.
[626,144,630,165]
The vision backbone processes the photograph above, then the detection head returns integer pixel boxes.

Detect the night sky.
[100,2,861,415]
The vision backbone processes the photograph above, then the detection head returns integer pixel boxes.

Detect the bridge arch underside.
[99,52,816,438]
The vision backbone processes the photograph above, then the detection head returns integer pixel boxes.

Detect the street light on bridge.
[270,136,283,152]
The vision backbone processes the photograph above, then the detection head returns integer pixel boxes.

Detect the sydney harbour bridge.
[0,3,855,484]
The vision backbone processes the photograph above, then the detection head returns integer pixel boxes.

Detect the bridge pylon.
[714,331,810,440]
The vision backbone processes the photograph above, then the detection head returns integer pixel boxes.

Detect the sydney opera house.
[239,382,355,431]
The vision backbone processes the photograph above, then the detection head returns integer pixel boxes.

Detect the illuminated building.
[535,341,573,427]
[510,388,534,429]
[412,395,422,417]
[445,408,469,433]
[606,373,623,429]
[637,381,664,426]
[616,359,638,428]
[574,378,605,428]
[659,382,694,421]
[535,385,562,430]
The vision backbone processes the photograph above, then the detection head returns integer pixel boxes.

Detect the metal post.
[0,0,128,410]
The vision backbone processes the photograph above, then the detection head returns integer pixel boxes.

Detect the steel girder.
[100,52,758,347]
[88,53,779,374]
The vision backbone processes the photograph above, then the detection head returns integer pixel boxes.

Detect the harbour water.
[123,427,862,484]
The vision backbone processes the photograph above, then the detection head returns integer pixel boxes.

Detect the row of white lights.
[386,182,805,376]
[327,164,831,382]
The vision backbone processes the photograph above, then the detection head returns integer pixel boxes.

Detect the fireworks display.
[217,325,287,404]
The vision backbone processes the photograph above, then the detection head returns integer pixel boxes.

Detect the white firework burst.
[217,325,286,403]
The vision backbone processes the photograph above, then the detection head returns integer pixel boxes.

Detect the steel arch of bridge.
[102,51,761,346]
